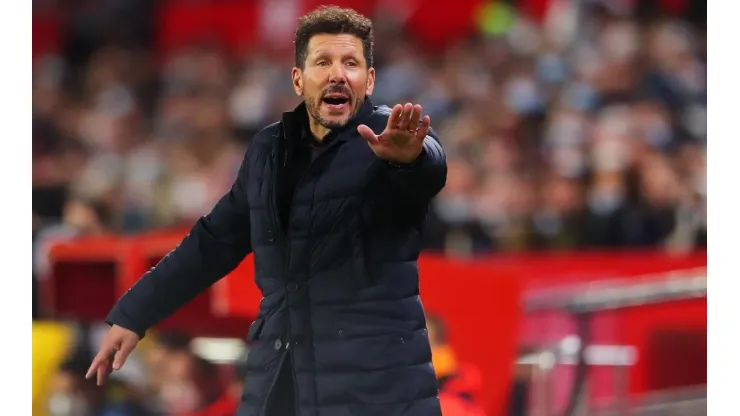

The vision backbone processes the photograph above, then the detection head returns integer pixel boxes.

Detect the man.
[87,6,447,416]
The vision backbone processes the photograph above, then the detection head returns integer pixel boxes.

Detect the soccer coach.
[88,6,447,416]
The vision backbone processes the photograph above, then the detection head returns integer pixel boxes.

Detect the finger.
[357,124,380,146]
[97,358,113,386]
[408,104,423,133]
[386,104,403,131]
[395,103,412,130]
[416,115,431,139]
[86,349,111,379]
[112,339,136,371]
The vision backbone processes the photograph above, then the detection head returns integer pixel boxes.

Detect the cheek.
[298,76,314,94]
[307,81,326,98]
[349,74,368,91]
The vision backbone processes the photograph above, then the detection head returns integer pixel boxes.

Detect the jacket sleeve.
[384,128,447,204]
[106,148,254,338]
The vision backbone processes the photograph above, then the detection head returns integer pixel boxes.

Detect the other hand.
[85,325,140,386]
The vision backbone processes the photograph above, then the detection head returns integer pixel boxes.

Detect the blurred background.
[32,0,707,415]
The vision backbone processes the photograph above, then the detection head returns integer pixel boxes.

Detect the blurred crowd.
[32,1,707,262]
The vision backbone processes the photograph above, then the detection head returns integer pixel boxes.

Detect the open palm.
[357,103,431,164]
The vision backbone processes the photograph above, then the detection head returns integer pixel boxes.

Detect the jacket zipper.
[263,142,295,415]
[270,136,305,415]
[271,131,344,414]
[283,144,302,416]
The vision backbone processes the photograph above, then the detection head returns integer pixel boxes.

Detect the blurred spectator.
[32,194,115,319]
[33,195,114,279]
[47,354,99,416]
[158,353,224,415]
[140,331,193,411]
[427,314,487,416]
[141,332,230,415]
[185,357,244,416]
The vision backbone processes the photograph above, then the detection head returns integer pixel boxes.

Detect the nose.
[328,63,347,85]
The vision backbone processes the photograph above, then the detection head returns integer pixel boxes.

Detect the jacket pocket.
[246,317,265,342]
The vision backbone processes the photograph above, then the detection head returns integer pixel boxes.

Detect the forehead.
[307,33,364,58]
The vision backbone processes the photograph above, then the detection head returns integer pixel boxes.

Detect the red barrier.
[47,230,706,415]
[523,292,706,412]
[620,297,706,393]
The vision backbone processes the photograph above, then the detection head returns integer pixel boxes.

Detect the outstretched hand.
[357,103,431,164]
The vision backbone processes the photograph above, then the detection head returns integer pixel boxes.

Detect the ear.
[291,67,303,96]
[365,67,375,97]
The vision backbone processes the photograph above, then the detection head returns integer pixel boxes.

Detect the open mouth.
[322,94,350,110]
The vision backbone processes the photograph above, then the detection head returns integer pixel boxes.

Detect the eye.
[317,61,329,67]
[345,61,357,67]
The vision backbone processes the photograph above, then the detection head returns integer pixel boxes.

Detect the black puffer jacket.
[106,99,447,416]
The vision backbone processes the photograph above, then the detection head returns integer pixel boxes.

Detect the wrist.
[384,149,424,169]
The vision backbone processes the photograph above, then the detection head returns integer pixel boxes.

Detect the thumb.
[357,124,379,145]
[112,338,137,371]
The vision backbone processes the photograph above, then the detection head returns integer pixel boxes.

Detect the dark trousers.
[265,353,296,416]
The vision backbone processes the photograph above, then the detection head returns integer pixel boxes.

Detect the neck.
[309,118,332,142]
